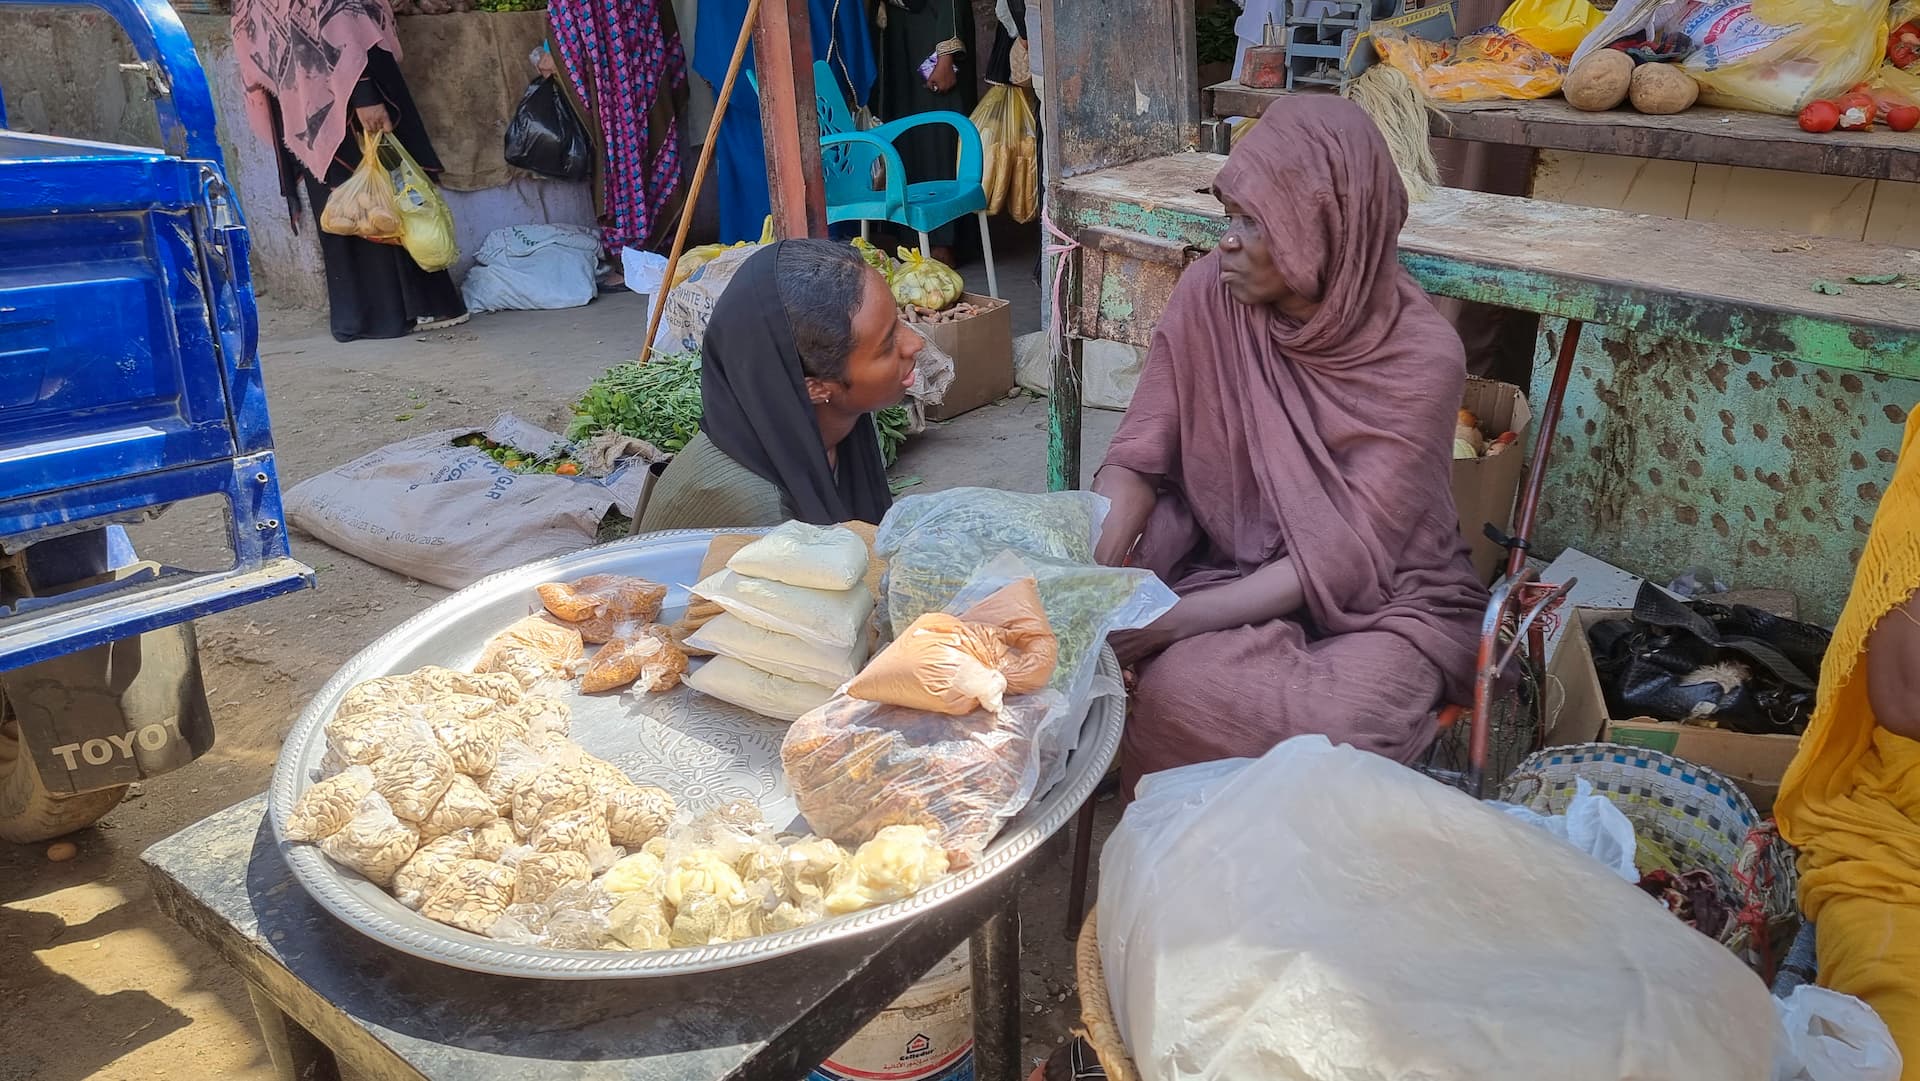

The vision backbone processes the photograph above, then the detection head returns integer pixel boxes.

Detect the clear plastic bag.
[876,488,1108,634]
[850,576,1058,715]
[580,625,687,694]
[475,614,585,687]
[393,830,477,909]
[726,522,870,591]
[318,792,421,887]
[368,729,459,824]
[787,548,1171,866]
[284,764,376,842]
[781,687,1064,868]
[1570,0,1886,114]
[537,574,669,643]
[503,845,594,906]
[491,882,617,950]
[319,130,404,242]
[823,825,951,914]
[1099,737,1777,1081]
[419,858,517,936]
[418,774,497,839]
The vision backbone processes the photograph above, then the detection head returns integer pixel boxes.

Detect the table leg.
[971,902,1023,1081]
[247,981,341,1081]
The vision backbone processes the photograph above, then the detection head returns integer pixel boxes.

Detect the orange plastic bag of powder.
[847,577,1057,715]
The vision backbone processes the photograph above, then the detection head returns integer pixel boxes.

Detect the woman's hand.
[1092,465,1157,568]
[927,54,959,94]
[356,103,394,134]
[1108,604,1191,668]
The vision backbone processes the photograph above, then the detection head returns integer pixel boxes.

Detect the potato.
[1564,50,1633,112]
[1629,63,1699,116]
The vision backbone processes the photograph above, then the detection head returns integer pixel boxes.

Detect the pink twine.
[1041,207,1080,359]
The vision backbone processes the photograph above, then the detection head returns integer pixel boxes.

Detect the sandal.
[416,313,470,332]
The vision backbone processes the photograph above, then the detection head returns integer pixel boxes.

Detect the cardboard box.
[1546,607,1802,811]
[1453,378,1531,584]
[918,293,1013,421]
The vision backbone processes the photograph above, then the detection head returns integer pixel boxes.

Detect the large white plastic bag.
[1772,985,1902,1081]
[875,488,1110,633]
[1099,736,1777,1081]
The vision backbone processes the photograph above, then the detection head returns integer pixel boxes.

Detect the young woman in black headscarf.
[637,240,923,531]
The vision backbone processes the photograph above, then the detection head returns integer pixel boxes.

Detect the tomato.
[555,462,580,476]
[1891,104,1920,133]
[1838,93,1877,131]
[1891,21,1920,69]
[1799,100,1840,133]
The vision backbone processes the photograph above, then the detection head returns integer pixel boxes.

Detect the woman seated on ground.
[1093,97,1489,795]
[637,239,922,531]
[1777,411,1920,1079]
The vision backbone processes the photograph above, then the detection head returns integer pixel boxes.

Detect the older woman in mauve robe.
[1094,96,1489,794]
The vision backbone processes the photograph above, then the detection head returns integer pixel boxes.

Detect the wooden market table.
[143,794,1029,1081]
[1045,153,1920,488]
[1203,83,1920,183]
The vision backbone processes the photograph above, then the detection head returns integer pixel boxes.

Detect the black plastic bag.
[1588,582,1831,736]
[504,77,592,182]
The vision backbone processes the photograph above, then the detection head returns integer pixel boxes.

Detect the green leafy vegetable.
[1195,4,1239,66]
[1811,281,1846,296]
[568,351,913,464]
[1850,272,1905,285]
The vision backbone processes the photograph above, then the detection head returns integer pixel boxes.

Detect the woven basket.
[1075,911,1140,1081]
[1498,741,1799,962]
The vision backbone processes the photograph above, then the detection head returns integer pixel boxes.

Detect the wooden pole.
[753,0,827,239]
[637,0,763,366]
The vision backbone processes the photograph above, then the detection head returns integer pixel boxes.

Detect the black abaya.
[291,48,466,343]
[874,0,977,251]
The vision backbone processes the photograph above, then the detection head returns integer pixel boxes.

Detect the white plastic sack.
[727,522,869,591]
[1773,986,1902,1081]
[684,655,836,722]
[460,224,603,313]
[690,570,875,651]
[1013,332,1142,412]
[685,613,868,687]
[1488,777,1638,882]
[285,414,649,589]
[1099,736,1777,1081]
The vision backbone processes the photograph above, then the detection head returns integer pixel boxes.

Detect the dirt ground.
[0,290,1123,1081]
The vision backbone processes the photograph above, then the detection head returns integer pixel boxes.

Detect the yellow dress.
[1777,408,1920,1080]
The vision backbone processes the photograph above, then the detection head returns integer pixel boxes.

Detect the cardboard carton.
[1545,606,1802,811]
[916,293,1013,421]
[1453,378,1531,583]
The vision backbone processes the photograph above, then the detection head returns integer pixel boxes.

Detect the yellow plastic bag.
[320,130,404,243]
[968,85,1040,224]
[1498,0,1605,60]
[379,132,458,272]
[1677,0,1888,115]
[1375,27,1565,103]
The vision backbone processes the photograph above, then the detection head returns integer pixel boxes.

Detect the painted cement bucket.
[810,946,974,1081]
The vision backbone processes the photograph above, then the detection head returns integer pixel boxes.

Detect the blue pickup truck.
[0,0,311,840]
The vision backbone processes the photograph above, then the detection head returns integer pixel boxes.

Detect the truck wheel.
[0,690,128,844]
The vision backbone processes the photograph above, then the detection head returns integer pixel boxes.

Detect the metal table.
[143,794,1030,1081]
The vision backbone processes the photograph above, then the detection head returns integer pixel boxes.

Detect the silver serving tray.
[268,528,1125,980]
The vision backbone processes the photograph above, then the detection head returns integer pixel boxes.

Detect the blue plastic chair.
[750,61,998,298]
